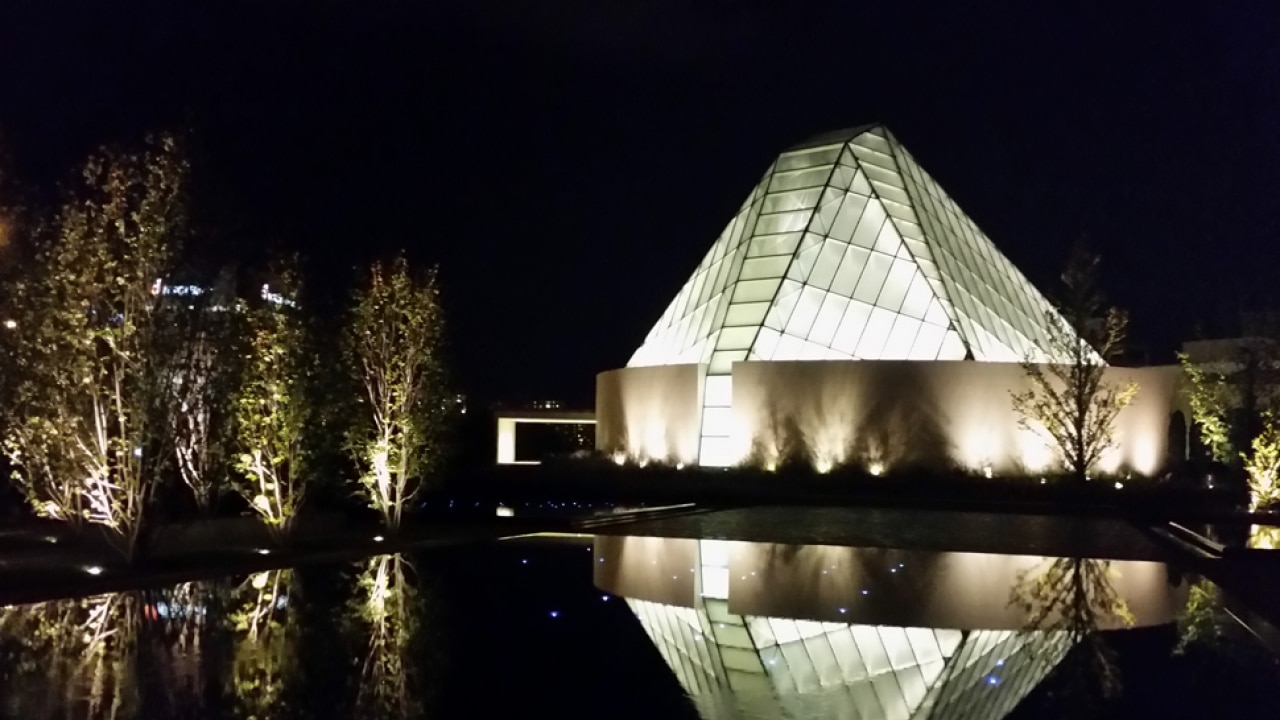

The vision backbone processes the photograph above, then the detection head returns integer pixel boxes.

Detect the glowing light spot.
[84,566,104,576]
[1114,481,1124,490]
[256,549,271,556]
[982,465,993,479]
[612,452,627,466]
[868,462,884,477]
[548,610,560,618]
[496,506,514,517]
[373,535,384,542]
[2,319,15,330]
[815,459,833,474]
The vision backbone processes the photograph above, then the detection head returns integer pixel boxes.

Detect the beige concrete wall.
[595,364,704,465]
[731,360,1183,476]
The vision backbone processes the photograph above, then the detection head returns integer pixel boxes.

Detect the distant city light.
[496,506,514,517]
[84,566,104,576]
[2,319,15,329]
[373,535,384,542]
[257,548,271,555]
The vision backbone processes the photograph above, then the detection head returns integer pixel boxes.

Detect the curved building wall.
[597,360,1182,476]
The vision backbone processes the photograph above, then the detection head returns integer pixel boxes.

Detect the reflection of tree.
[139,580,225,718]
[0,593,140,719]
[1010,557,1134,710]
[227,569,298,719]
[349,554,421,719]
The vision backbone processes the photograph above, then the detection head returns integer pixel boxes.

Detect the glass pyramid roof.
[628,125,1078,369]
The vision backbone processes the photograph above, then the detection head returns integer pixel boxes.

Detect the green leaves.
[344,254,447,530]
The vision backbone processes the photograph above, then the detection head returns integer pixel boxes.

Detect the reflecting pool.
[0,533,1276,719]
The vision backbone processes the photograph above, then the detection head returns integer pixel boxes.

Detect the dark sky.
[2,1,1279,406]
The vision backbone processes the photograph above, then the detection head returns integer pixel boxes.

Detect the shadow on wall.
[748,363,957,473]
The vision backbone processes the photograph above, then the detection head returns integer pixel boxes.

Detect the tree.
[2,135,186,558]
[1010,557,1135,713]
[1011,247,1138,483]
[1179,335,1280,509]
[344,256,446,531]
[154,270,243,514]
[231,263,311,538]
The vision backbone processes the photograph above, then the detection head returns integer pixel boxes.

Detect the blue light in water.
[549,610,560,618]
[986,675,1000,686]
[838,607,847,614]
[521,559,528,565]
[601,595,610,601]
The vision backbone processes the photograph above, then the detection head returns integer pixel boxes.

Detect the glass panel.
[747,232,802,257]
[829,192,870,242]
[808,239,847,291]
[724,301,770,327]
[855,307,897,358]
[734,278,782,303]
[701,407,734,436]
[938,329,968,359]
[756,210,811,235]
[899,271,934,320]
[761,186,823,214]
[764,281,801,330]
[752,326,781,360]
[831,300,872,355]
[773,332,805,360]
[830,246,871,299]
[717,326,757,350]
[774,145,841,172]
[873,218,904,257]
[709,349,747,374]
[908,322,946,360]
[784,286,826,339]
[807,293,849,347]
[876,258,916,312]
[882,315,922,359]
[703,375,733,407]
[768,166,832,192]
[851,169,872,195]
[849,200,886,251]
[851,251,893,305]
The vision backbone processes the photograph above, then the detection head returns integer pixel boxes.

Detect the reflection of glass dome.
[629,596,1068,720]
[596,536,1185,720]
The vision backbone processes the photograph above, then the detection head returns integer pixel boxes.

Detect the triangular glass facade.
[627,125,1082,466]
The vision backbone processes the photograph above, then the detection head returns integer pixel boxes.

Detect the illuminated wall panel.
[595,364,703,466]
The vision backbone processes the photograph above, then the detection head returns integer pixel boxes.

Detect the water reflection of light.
[598,534,1187,720]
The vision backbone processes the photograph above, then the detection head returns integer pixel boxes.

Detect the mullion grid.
[697,164,782,466]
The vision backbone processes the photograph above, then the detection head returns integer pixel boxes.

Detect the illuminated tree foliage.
[350,554,421,718]
[1011,247,1138,482]
[155,272,243,513]
[231,265,311,538]
[1242,414,1280,510]
[0,592,141,719]
[345,256,446,530]
[227,569,298,719]
[1177,352,1237,465]
[1180,339,1280,510]
[2,135,186,557]
[1011,557,1134,711]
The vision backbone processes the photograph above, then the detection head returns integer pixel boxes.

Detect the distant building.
[597,125,1178,476]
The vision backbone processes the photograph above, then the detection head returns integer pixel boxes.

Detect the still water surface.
[0,534,1275,719]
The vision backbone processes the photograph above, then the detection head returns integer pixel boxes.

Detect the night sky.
[1,1,1278,406]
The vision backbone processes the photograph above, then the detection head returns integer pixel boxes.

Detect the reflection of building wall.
[595,364,704,465]
[595,536,1185,631]
[597,360,1181,475]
